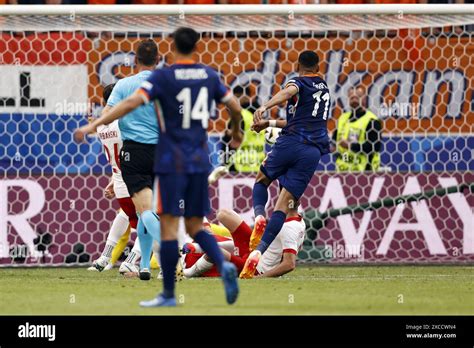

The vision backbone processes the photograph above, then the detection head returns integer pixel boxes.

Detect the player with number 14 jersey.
[76,28,243,306]
[139,62,231,179]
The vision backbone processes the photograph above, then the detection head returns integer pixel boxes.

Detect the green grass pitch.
[1,266,472,315]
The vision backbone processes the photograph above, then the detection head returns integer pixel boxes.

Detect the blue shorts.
[260,135,322,200]
[153,173,210,217]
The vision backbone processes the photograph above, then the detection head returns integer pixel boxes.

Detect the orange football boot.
[249,215,267,251]
[239,250,262,279]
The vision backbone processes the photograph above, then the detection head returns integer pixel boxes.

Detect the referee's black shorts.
[120,140,155,197]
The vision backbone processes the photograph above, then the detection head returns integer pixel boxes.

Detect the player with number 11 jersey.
[283,74,330,146]
[240,50,331,279]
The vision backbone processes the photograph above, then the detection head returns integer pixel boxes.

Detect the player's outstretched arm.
[224,96,243,149]
[253,84,298,123]
[74,91,144,142]
[251,119,287,133]
[258,252,296,278]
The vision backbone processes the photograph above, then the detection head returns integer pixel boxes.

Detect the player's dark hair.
[173,27,199,55]
[298,51,319,70]
[136,39,158,66]
[102,83,115,104]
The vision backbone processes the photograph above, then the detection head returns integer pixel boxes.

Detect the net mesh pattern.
[1,8,473,266]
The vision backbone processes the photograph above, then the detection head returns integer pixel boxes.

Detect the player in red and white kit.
[180,218,235,278]
[91,84,142,274]
[182,207,305,278]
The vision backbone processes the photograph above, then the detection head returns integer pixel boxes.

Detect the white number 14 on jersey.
[177,87,210,129]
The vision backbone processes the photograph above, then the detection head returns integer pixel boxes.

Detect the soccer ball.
[264,127,281,145]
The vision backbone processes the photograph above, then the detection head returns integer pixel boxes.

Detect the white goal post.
[1,4,474,31]
[0,4,473,266]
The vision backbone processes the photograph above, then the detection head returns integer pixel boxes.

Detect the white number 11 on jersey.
[312,90,330,120]
[177,87,210,129]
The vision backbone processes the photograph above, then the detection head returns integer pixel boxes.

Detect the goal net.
[1,5,473,266]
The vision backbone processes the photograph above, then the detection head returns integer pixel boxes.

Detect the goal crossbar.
[1,4,473,32]
[1,4,473,16]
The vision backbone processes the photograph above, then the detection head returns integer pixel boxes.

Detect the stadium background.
[0,11,473,266]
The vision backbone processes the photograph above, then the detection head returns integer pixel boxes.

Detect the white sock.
[108,210,130,244]
[131,236,141,254]
[124,239,141,264]
[101,244,115,259]
[101,210,129,258]
[183,255,213,278]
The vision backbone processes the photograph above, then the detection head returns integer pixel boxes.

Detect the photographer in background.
[222,85,265,173]
[332,86,382,172]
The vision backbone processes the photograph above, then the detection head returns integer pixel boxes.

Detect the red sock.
[230,255,246,272]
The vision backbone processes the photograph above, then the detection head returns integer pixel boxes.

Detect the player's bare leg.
[216,209,243,232]
[240,188,296,279]
[250,170,273,251]
[132,187,161,280]
[131,187,153,213]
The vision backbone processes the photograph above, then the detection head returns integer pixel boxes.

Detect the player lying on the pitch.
[182,207,305,278]
[114,166,232,279]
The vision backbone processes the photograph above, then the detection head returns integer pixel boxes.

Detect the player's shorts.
[261,135,322,199]
[153,173,210,217]
[117,197,138,229]
[112,172,131,199]
[120,140,155,196]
